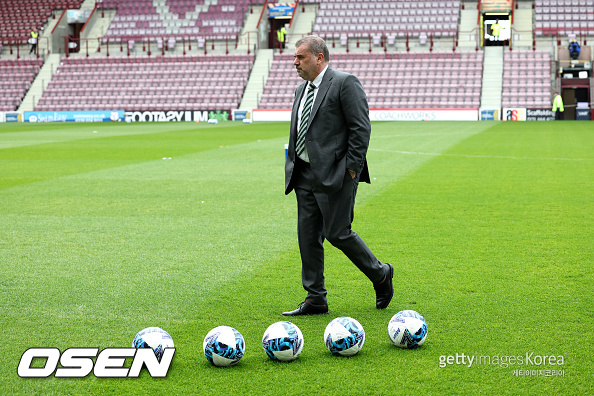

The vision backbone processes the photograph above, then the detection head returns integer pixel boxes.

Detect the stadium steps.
[17,53,61,112]
[80,8,117,55]
[80,0,96,10]
[288,4,318,43]
[480,46,504,109]
[457,4,479,49]
[239,48,274,110]
[151,0,210,35]
[237,4,264,52]
[511,6,534,50]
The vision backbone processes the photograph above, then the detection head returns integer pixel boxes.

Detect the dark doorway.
[269,19,288,50]
[69,22,84,53]
[562,89,576,120]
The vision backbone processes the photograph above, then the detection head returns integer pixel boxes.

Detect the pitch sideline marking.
[370,148,593,162]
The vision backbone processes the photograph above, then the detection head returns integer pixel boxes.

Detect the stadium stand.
[311,0,461,46]
[260,51,483,109]
[0,0,84,45]
[35,54,253,111]
[534,0,594,36]
[501,50,552,109]
[100,0,246,44]
[0,58,44,111]
[2,0,578,115]
[198,0,248,37]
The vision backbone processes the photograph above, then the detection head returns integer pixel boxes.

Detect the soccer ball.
[324,317,365,356]
[132,327,174,361]
[262,321,304,362]
[388,310,428,348]
[203,326,245,367]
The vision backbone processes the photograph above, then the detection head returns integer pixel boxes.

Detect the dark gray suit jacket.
[285,67,371,195]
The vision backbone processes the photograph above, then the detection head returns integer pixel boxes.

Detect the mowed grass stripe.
[1,121,485,395]
[176,121,591,395]
[0,121,489,395]
[2,121,589,394]
[0,121,513,395]
[0,122,287,189]
[0,122,487,326]
[353,122,592,393]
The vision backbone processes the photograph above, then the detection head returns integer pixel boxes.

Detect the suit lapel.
[307,68,334,129]
[291,82,307,142]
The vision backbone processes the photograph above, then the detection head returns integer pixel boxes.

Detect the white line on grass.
[371,132,470,138]
[370,148,594,162]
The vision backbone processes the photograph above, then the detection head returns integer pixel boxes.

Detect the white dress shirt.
[297,65,328,162]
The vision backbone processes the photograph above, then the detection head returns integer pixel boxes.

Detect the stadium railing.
[0,36,49,58]
[309,28,476,53]
[66,31,259,57]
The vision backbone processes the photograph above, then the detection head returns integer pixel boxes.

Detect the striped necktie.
[296,82,316,159]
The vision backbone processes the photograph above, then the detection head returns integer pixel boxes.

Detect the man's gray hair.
[295,35,330,62]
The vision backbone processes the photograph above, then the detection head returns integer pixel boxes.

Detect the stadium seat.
[0,0,84,44]
[501,50,553,108]
[534,1,591,36]
[0,58,44,111]
[35,54,254,111]
[259,51,483,109]
[313,0,461,41]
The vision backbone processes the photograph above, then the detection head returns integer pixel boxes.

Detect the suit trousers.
[293,158,385,304]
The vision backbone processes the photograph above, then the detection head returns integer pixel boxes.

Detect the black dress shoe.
[281,301,329,316]
[374,263,394,309]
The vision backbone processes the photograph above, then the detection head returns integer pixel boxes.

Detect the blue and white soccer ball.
[388,310,428,349]
[324,317,365,356]
[262,321,304,362]
[132,327,174,361]
[203,326,245,367]
[207,118,219,124]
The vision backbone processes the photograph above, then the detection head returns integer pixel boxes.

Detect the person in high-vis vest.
[29,29,38,54]
[491,19,501,41]
[552,92,564,120]
[277,26,287,49]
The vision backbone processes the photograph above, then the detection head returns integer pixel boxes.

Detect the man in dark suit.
[282,35,393,316]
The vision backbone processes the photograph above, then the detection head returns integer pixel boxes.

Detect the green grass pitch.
[0,120,592,395]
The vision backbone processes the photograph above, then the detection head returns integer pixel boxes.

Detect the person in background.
[569,39,581,60]
[552,91,564,120]
[491,19,501,41]
[277,25,287,49]
[29,29,38,54]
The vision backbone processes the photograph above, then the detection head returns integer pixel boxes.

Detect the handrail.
[275,32,309,54]
[320,29,470,54]
[81,3,98,34]
[0,36,49,59]
[66,31,259,57]
[288,0,298,29]
[51,8,68,34]
[510,27,535,51]
[256,0,268,29]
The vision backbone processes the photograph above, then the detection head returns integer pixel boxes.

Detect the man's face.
[294,44,320,82]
